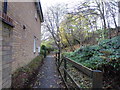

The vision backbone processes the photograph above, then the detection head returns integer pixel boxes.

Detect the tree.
[43,0,119,52]
[43,4,68,62]
[43,4,67,48]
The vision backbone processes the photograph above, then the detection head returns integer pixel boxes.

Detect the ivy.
[64,35,120,71]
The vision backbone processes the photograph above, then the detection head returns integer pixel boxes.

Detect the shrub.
[65,35,120,70]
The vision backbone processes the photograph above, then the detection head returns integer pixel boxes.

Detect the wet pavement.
[32,54,65,88]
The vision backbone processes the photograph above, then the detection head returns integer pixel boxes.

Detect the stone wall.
[2,24,13,88]
[0,2,42,88]
[7,2,42,72]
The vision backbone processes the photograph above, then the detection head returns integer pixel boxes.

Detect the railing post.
[92,70,103,89]
[58,51,60,66]
[64,58,67,82]
[56,52,58,63]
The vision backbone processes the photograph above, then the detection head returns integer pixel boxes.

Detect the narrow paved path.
[32,54,65,88]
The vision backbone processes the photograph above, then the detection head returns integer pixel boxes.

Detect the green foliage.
[41,45,46,50]
[59,13,95,46]
[41,40,54,54]
[65,36,120,70]
[96,29,109,42]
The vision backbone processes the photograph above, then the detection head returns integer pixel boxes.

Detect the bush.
[40,45,54,57]
[64,35,120,89]
[65,35,120,70]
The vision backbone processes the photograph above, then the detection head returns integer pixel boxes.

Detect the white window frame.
[33,37,36,53]
[38,46,40,53]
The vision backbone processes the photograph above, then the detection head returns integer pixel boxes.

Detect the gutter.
[35,0,44,22]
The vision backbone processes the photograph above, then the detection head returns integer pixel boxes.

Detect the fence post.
[92,70,103,89]
[58,51,60,66]
[56,52,58,63]
[64,58,67,82]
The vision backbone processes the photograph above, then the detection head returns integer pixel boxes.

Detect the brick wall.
[0,2,42,88]
[1,23,13,88]
[7,2,42,72]
[2,25,12,88]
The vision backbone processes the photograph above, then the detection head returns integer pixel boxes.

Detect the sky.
[40,0,84,14]
[40,0,119,40]
[40,0,84,40]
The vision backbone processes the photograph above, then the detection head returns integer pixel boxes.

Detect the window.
[38,46,40,53]
[33,36,36,54]
[35,13,38,21]
[3,0,8,14]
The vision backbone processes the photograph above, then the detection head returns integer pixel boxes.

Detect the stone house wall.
[7,2,42,72]
[0,2,43,88]
[2,23,13,88]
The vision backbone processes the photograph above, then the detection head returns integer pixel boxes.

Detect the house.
[0,0,43,88]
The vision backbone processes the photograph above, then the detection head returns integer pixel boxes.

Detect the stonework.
[1,2,43,88]
[7,2,42,72]
[1,24,12,88]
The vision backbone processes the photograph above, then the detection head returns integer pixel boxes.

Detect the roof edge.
[35,0,44,22]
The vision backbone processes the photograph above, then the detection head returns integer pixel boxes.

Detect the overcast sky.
[40,0,81,7]
[40,0,84,14]
[40,0,83,40]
